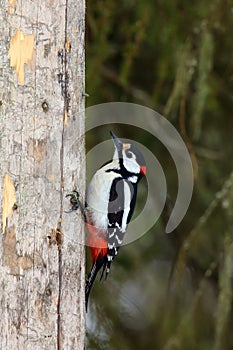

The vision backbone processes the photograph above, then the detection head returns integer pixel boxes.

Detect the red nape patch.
[140,165,146,175]
[86,223,108,262]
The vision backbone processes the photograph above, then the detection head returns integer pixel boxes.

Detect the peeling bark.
[0,1,85,349]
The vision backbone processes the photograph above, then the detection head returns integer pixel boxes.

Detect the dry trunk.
[0,0,86,349]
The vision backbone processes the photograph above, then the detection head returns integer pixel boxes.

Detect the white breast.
[86,164,120,230]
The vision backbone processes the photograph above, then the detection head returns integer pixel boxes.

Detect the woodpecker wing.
[106,177,137,274]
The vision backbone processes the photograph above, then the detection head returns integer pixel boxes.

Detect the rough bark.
[0,1,85,349]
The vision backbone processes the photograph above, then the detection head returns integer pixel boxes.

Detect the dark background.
[85,1,233,349]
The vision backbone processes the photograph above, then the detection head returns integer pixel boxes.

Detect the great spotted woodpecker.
[67,132,146,311]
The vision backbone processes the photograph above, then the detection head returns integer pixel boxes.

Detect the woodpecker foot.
[66,190,83,212]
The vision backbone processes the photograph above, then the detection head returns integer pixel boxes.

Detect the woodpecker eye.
[126,151,133,159]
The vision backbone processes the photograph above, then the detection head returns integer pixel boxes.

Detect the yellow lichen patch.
[2,174,16,233]
[9,29,35,85]
[65,39,71,52]
[64,110,68,125]
[8,0,16,14]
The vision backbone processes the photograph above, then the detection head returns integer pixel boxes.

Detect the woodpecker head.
[110,131,146,179]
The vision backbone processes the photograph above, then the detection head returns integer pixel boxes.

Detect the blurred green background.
[85,1,233,349]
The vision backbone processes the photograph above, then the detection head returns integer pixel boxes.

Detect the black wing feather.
[105,178,137,276]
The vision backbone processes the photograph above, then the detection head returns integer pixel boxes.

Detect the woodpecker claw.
[66,191,81,212]
[65,190,87,220]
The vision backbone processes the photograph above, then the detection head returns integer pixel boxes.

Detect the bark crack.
[57,1,69,349]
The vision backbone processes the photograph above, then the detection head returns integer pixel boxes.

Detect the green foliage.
[86,0,233,349]
[191,29,214,140]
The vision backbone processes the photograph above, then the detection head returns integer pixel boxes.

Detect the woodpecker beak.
[110,131,122,152]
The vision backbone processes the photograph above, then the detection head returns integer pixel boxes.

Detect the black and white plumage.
[70,131,146,310]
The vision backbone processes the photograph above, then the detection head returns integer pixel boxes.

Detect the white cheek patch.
[123,157,140,174]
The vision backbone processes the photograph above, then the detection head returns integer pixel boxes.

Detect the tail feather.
[85,256,106,311]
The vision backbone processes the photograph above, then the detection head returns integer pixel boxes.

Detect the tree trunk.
[0,1,85,349]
